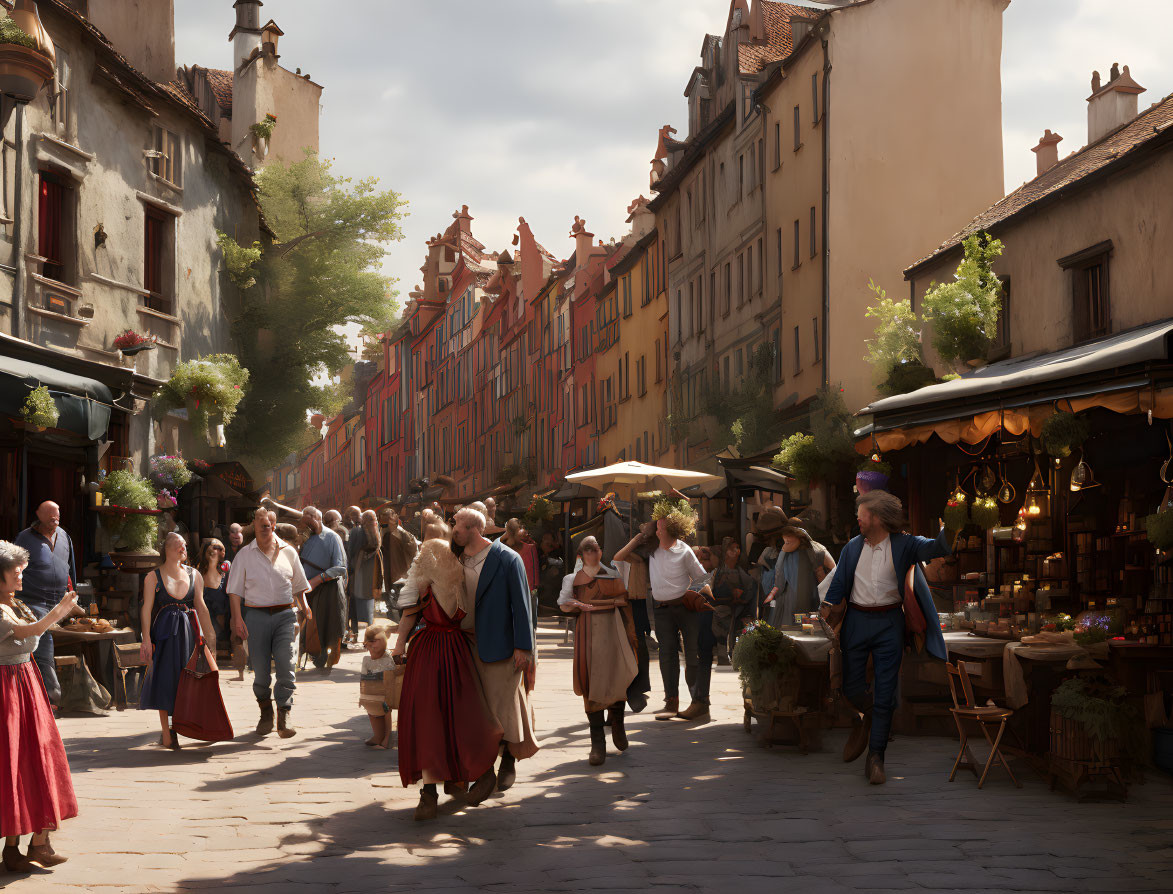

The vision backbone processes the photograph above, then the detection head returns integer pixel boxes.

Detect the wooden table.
[51,626,137,697]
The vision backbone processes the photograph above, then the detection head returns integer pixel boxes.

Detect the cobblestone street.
[13,622,1173,893]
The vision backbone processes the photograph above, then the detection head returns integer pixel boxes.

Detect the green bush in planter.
[1050,676,1148,765]
[99,470,158,552]
[732,620,798,706]
[0,18,38,49]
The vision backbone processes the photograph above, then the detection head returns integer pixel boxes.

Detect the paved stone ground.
[10,621,1173,893]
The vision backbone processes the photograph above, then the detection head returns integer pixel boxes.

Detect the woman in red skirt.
[0,540,79,871]
[392,522,502,821]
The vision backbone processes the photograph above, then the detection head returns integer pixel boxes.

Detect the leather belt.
[245,603,294,614]
[849,601,902,613]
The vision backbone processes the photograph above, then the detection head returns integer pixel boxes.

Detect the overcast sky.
[175,0,1173,312]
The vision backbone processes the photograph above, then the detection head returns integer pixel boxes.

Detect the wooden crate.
[1047,710,1127,800]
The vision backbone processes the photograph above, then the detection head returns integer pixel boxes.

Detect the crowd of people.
[0,483,950,866]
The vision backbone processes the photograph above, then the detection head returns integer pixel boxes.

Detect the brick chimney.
[1031,129,1063,176]
[1087,63,1145,144]
[452,205,473,238]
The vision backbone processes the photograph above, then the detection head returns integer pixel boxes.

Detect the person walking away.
[0,540,78,871]
[380,509,417,611]
[393,521,501,820]
[558,537,639,766]
[352,511,384,632]
[138,533,216,749]
[613,499,707,722]
[450,507,538,792]
[358,624,396,749]
[820,491,953,785]
[343,507,366,645]
[13,502,79,705]
[298,507,347,672]
[227,509,312,738]
[764,523,835,629]
[710,538,759,665]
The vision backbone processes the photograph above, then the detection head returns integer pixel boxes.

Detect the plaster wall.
[826,0,1007,412]
[910,147,1173,364]
[232,56,321,167]
[86,0,176,85]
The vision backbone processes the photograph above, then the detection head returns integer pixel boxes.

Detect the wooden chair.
[113,643,147,710]
[945,661,1022,789]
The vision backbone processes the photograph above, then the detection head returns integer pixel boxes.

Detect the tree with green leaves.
[920,232,1004,370]
[220,153,407,470]
[696,343,784,456]
[863,278,936,396]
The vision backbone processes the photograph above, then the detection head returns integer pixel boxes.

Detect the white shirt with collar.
[226,538,310,608]
[648,540,706,603]
[850,535,901,607]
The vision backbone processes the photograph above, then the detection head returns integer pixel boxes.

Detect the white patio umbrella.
[565,460,723,494]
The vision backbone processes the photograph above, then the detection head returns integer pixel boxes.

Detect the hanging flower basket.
[0,8,55,103]
[99,470,160,553]
[151,354,248,442]
[855,460,891,494]
[20,384,58,431]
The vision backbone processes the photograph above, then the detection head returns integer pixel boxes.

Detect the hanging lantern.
[1024,463,1050,518]
[981,464,998,493]
[1069,451,1099,492]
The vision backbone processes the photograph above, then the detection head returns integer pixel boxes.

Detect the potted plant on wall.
[151,354,248,444]
[99,469,161,571]
[19,384,58,432]
[0,2,56,103]
[1040,411,1089,460]
[249,112,278,160]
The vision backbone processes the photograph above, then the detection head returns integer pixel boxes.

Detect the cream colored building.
[759,0,1008,420]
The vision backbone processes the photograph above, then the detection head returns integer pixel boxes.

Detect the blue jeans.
[841,607,904,755]
[23,597,60,705]
[245,606,298,709]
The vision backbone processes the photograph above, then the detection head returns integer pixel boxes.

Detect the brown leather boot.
[587,711,607,766]
[676,701,711,722]
[27,839,67,868]
[277,707,296,738]
[843,710,872,763]
[654,697,679,720]
[256,700,274,736]
[608,704,629,751]
[866,751,886,785]
[414,785,439,821]
[466,767,496,805]
[2,844,35,872]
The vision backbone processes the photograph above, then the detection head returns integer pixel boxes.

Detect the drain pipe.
[10,101,25,338]
[820,38,831,391]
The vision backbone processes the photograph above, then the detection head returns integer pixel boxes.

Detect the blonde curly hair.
[651,495,698,540]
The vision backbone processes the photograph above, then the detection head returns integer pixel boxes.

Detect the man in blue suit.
[452,507,539,793]
[820,491,953,785]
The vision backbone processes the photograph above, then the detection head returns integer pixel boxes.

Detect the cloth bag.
[173,614,234,742]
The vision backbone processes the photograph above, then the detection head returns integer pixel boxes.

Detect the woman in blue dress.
[138,532,214,749]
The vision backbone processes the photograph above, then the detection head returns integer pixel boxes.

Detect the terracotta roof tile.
[908,93,1173,273]
[737,2,809,75]
[203,67,234,115]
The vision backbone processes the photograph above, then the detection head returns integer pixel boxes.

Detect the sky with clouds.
[175,0,1173,313]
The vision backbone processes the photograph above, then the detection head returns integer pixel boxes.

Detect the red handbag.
[172,614,234,742]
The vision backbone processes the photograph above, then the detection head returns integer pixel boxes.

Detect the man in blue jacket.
[820,491,953,785]
[452,506,539,792]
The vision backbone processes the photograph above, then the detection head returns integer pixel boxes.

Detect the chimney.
[261,19,284,58]
[1087,63,1145,144]
[1031,129,1063,176]
[230,0,264,70]
[452,205,473,237]
[570,216,594,270]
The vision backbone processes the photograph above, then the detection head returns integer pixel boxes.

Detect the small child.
[359,625,397,748]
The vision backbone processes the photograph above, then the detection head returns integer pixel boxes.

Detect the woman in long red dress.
[392,522,502,821]
[0,540,79,872]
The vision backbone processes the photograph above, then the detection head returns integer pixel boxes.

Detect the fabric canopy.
[0,354,113,441]
[565,461,723,493]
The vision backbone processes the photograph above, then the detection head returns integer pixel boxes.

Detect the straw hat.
[753,507,808,538]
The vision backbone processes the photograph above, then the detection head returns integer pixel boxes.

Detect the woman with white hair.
[0,540,78,870]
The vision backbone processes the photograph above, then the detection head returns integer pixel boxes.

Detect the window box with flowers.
[112,329,157,356]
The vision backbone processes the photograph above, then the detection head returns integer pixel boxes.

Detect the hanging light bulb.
[998,481,1014,504]
[1070,453,1099,492]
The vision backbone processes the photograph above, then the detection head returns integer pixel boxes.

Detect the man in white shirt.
[821,491,953,785]
[228,508,312,738]
[615,510,707,722]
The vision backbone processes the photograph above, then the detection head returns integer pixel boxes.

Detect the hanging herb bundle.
[971,495,1001,529]
[1040,412,1089,459]
[20,385,59,430]
[943,490,970,531]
